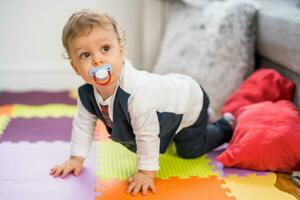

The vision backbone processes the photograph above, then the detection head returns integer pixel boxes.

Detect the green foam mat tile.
[12,104,76,118]
[96,140,137,180]
[96,140,217,180]
[159,144,218,179]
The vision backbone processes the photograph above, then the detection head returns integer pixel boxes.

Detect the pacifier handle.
[93,71,112,86]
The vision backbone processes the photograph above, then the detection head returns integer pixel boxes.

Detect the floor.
[0,90,298,200]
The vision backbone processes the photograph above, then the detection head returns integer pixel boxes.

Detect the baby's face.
[68,25,124,88]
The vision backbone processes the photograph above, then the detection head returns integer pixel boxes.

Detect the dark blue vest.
[78,84,183,153]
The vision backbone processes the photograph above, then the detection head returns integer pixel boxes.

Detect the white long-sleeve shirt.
[71,59,204,171]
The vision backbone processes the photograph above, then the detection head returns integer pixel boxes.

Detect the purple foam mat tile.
[206,148,270,177]
[0,91,76,105]
[0,141,96,200]
[0,141,96,180]
[0,177,94,200]
[1,117,72,142]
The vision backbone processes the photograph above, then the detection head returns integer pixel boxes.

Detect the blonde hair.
[62,9,126,58]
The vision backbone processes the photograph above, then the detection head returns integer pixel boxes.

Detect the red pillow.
[217,100,300,172]
[221,69,295,118]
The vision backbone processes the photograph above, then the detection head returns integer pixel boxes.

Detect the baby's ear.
[120,47,125,60]
[70,61,80,75]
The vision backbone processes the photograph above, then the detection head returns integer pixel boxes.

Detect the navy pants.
[174,89,233,159]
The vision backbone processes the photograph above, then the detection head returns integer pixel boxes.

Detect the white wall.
[142,0,169,72]
[0,0,161,91]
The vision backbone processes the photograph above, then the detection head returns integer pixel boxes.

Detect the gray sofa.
[151,0,300,111]
[255,0,300,108]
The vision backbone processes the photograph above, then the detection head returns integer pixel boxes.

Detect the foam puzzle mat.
[0,90,298,200]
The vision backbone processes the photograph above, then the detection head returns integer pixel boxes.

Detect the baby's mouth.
[88,64,112,86]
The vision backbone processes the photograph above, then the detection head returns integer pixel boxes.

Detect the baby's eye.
[101,45,110,53]
[79,52,90,59]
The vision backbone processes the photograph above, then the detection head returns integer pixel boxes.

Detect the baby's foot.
[223,112,236,129]
[208,107,217,123]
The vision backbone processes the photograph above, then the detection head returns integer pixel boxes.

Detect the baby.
[50,9,235,196]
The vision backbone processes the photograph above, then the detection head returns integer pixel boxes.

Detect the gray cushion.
[255,0,300,75]
[153,0,257,111]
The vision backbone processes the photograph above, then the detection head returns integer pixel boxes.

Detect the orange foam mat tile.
[0,105,13,116]
[95,176,236,200]
[69,88,77,100]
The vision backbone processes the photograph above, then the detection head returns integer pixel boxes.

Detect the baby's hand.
[50,156,84,178]
[127,170,156,196]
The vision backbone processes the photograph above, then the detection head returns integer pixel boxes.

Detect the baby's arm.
[127,108,160,195]
[50,97,97,177]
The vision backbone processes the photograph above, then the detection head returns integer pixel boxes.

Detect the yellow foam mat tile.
[12,104,76,118]
[223,173,297,200]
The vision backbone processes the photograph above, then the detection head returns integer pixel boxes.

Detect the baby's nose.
[93,54,104,66]
[93,59,103,66]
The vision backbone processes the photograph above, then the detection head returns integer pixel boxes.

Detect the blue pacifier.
[89,64,112,86]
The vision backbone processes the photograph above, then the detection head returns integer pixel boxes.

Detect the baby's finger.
[62,165,74,178]
[132,183,142,196]
[50,168,56,175]
[126,181,137,193]
[53,167,64,177]
[73,166,82,176]
[149,183,156,194]
[50,166,57,174]
[50,165,61,173]
[128,176,133,183]
[142,184,149,196]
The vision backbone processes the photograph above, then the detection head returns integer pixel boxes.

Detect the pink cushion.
[217,101,300,172]
[221,69,295,118]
